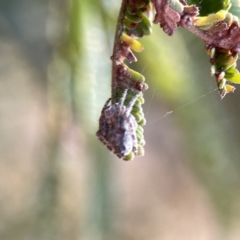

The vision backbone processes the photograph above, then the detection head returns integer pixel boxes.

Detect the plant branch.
[181,20,240,53]
[111,0,128,102]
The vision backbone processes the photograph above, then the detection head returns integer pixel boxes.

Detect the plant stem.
[187,25,226,48]
[111,0,128,102]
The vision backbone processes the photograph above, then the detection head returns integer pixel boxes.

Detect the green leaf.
[226,73,240,84]
[188,0,228,15]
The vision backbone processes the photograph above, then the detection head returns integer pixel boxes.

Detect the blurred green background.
[1,0,240,239]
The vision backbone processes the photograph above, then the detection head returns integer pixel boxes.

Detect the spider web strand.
[150,88,218,124]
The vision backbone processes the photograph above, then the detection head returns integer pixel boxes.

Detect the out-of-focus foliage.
[1,1,240,240]
[230,0,240,18]
[188,0,230,15]
[189,0,239,17]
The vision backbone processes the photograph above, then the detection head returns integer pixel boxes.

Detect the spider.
[96,89,139,159]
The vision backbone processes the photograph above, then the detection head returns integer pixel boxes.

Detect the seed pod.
[123,152,134,161]
[126,12,152,37]
[210,47,216,58]
[217,71,225,81]
[132,111,143,122]
[218,78,226,89]
[131,104,141,113]
[137,11,152,36]
[136,146,145,156]
[137,125,144,133]
[125,11,142,23]
[215,53,237,71]
[211,65,216,76]
[224,13,233,25]
[194,10,227,29]
[138,118,146,126]
[120,33,144,52]
[138,137,146,146]
[136,126,144,136]
[123,17,138,29]
[126,66,146,83]
[126,5,138,15]
[137,96,145,104]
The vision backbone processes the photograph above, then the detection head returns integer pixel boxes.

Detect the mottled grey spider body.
[96,89,139,159]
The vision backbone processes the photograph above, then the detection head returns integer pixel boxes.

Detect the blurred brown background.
[1,0,240,239]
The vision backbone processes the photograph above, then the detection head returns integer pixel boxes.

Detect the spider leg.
[96,98,112,139]
[102,98,112,110]
[125,93,140,115]
[118,88,128,107]
[100,97,112,116]
[129,114,138,138]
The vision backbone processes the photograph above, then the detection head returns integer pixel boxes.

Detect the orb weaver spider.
[96,89,140,159]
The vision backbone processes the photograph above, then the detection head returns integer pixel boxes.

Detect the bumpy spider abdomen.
[96,90,139,160]
[105,130,131,158]
[107,115,137,158]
